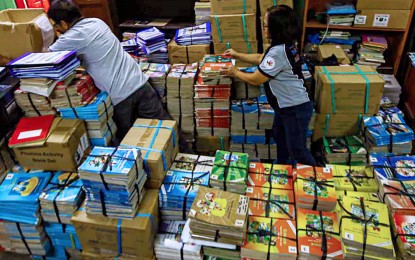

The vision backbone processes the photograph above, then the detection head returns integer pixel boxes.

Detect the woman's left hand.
[220,66,238,78]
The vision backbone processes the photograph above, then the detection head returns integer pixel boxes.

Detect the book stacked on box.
[247,163,293,190]
[392,214,415,259]
[14,88,57,117]
[188,187,249,246]
[136,27,167,55]
[241,216,297,260]
[210,150,249,194]
[331,165,378,192]
[159,153,214,220]
[39,172,84,224]
[18,73,75,97]
[175,23,212,45]
[339,197,395,259]
[155,220,203,260]
[59,91,116,146]
[78,146,146,218]
[0,172,52,256]
[194,1,211,25]
[326,3,356,26]
[357,35,388,68]
[166,63,198,141]
[363,114,414,154]
[370,154,415,182]
[44,223,82,252]
[141,62,171,104]
[377,179,415,214]
[323,136,367,165]
[294,165,337,212]
[296,208,343,259]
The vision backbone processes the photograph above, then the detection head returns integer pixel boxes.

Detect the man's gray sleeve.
[49,31,87,53]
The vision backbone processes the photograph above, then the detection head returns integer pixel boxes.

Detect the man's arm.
[233,53,264,66]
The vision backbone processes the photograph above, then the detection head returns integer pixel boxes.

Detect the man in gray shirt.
[47,0,171,143]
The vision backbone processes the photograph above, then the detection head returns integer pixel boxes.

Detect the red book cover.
[15,0,28,8]
[26,0,50,11]
[8,115,55,147]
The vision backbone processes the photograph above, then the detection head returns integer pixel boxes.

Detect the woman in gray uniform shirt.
[220,5,316,166]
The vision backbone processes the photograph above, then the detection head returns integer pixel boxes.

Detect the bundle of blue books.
[44,223,82,250]
[39,172,84,224]
[45,245,69,260]
[159,153,213,220]
[175,23,212,45]
[326,3,356,15]
[7,51,80,81]
[78,146,146,218]
[136,27,166,54]
[370,154,415,181]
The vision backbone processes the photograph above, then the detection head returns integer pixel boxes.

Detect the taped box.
[356,0,412,10]
[213,41,258,67]
[317,45,351,65]
[210,0,256,15]
[259,0,294,16]
[121,119,179,188]
[354,9,410,30]
[210,13,256,43]
[168,40,210,64]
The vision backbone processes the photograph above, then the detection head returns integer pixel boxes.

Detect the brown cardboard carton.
[168,40,210,64]
[259,0,294,16]
[314,65,385,114]
[72,190,159,258]
[356,0,412,10]
[318,45,351,64]
[210,13,256,42]
[12,118,90,171]
[81,252,155,260]
[313,113,370,142]
[354,9,410,29]
[120,119,178,188]
[213,41,258,67]
[210,0,256,15]
[0,9,54,65]
[196,135,230,153]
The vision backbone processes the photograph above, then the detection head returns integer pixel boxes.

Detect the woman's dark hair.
[48,0,82,24]
[267,5,301,46]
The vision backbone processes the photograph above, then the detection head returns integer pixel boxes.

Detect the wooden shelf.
[305,20,406,32]
[119,19,195,31]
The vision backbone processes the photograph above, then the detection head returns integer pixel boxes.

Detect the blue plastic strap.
[136,213,156,229]
[322,66,337,114]
[354,65,371,114]
[243,0,247,13]
[121,144,168,173]
[117,219,122,256]
[133,123,177,148]
[241,14,249,43]
[324,114,331,137]
[214,16,223,42]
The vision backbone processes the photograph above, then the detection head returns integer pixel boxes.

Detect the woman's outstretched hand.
[220,65,238,78]
[223,48,238,59]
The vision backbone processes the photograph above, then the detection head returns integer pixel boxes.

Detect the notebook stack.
[0,172,52,256]
[331,165,378,192]
[155,220,203,260]
[377,179,415,214]
[159,153,214,220]
[59,91,117,146]
[335,190,380,213]
[141,62,171,104]
[44,223,82,256]
[210,150,249,194]
[194,1,211,25]
[326,3,356,26]
[323,136,367,165]
[378,97,402,118]
[39,172,84,224]
[241,216,297,260]
[136,27,167,54]
[297,208,343,259]
[370,154,415,182]
[188,187,249,246]
[339,197,395,259]
[18,73,75,97]
[166,63,198,142]
[392,214,415,259]
[357,35,388,68]
[14,88,56,117]
[363,114,414,154]
[294,165,337,212]
[175,23,212,45]
[78,146,146,218]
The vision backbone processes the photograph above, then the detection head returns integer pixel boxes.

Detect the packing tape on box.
[213,14,251,49]
[319,65,377,114]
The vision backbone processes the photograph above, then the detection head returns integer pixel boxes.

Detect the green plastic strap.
[241,14,249,43]
[354,65,370,114]
[322,66,337,114]
[247,42,253,54]
[324,114,331,137]
[214,16,223,42]
[226,42,231,49]
[243,0,247,14]
[273,0,277,5]
[357,114,363,133]
[220,136,225,150]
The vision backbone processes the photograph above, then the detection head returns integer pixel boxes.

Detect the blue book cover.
[104,147,140,175]
[78,146,116,173]
[0,172,51,203]
[370,154,394,180]
[40,172,83,204]
[389,155,415,181]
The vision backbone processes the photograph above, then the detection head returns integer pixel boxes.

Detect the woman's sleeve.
[258,46,286,79]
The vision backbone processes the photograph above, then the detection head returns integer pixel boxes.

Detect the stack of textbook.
[78,146,146,218]
[59,92,117,146]
[136,27,167,54]
[370,154,415,182]
[194,1,211,25]
[0,172,52,257]
[141,62,171,104]
[175,23,212,45]
[323,135,367,165]
[14,88,56,117]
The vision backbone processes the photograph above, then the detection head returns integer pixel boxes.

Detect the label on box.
[373,14,390,27]
[75,133,89,164]
[354,15,367,25]
[34,14,54,51]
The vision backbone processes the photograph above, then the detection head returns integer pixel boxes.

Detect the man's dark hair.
[48,0,82,24]
[267,5,301,46]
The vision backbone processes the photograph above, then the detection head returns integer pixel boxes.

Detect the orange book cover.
[246,187,295,219]
[248,163,293,190]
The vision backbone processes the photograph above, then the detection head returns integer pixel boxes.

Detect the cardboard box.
[354,9,410,29]
[213,41,258,67]
[196,135,230,153]
[121,119,178,188]
[259,0,294,16]
[81,252,155,260]
[210,13,256,42]
[356,0,412,10]
[72,190,159,258]
[317,45,351,65]
[168,40,210,64]
[12,118,90,171]
[0,9,54,64]
[210,0,256,15]
[313,113,370,142]
[314,65,385,114]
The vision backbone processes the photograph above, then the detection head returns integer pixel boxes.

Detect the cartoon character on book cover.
[402,222,415,243]
[247,219,275,245]
[196,191,226,217]
[395,160,415,178]
[350,203,381,231]
[305,213,334,238]
[12,177,39,197]
[303,180,329,198]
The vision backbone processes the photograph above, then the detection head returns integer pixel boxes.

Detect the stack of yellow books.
[331,165,378,192]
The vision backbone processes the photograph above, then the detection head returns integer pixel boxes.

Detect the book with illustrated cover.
[331,165,377,192]
[246,187,295,219]
[389,156,415,181]
[378,179,415,214]
[170,153,214,174]
[297,208,343,259]
[247,163,293,190]
[241,216,297,260]
[392,214,415,258]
